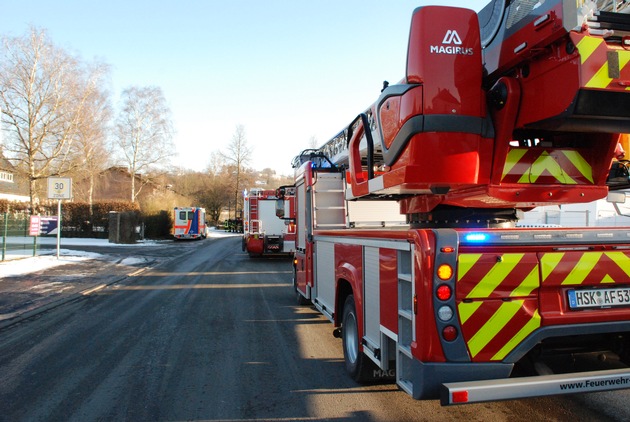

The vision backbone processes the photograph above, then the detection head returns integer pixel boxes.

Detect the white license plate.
[568,288,630,309]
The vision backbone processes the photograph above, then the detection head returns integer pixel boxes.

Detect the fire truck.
[289,0,630,405]
[242,188,296,256]
[173,207,206,240]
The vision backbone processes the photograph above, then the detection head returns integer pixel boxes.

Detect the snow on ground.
[0,228,241,277]
[0,251,102,278]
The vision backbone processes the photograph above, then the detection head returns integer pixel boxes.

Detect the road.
[0,236,627,421]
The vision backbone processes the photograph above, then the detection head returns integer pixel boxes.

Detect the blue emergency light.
[464,233,488,243]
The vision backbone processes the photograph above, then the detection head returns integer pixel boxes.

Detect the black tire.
[342,294,377,382]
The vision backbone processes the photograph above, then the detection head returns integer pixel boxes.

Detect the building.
[0,156,29,202]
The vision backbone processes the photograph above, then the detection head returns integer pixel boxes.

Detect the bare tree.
[220,124,252,219]
[0,27,105,212]
[199,174,232,225]
[72,62,112,214]
[113,86,174,202]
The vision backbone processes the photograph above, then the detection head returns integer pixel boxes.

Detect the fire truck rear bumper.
[440,368,630,406]
[408,360,512,400]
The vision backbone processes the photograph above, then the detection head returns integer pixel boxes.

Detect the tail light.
[436,284,452,301]
[442,325,458,342]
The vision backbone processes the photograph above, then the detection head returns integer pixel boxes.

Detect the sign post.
[47,177,72,259]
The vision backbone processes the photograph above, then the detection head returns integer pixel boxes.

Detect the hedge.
[0,200,173,239]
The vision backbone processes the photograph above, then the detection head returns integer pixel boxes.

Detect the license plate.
[568,287,630,309]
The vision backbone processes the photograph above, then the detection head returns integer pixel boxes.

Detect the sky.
[0,0,487,176]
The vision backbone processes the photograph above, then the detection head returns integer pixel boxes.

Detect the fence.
[0,213,38,261]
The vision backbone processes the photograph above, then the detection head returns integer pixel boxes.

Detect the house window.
[0,171,14,183]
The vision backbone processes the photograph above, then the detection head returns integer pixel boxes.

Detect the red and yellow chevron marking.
[501,148,594,184]
[573,32,630,90]
[458,299,541,361]
[456,250,630,361]
[457,253,541,361]
[458,253,539,299]
[540,251,630,286]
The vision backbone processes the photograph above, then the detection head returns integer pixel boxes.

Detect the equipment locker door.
[363,246,380,350]
[314,240,336,320]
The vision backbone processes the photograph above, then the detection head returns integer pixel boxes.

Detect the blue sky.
[0,0,487,175]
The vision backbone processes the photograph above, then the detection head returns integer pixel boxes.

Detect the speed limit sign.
[47,177,72,199]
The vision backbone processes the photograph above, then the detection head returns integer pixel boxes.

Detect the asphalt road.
[0,236,628,421]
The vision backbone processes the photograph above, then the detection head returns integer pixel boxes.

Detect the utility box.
[109,211,138,244]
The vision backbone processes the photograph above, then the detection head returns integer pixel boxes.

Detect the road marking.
[139,270,292,276]
[113,283,292,290]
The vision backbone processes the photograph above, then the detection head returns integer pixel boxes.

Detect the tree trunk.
[29,177,37,215]
[88,173,94,216]
[131,169,136,202]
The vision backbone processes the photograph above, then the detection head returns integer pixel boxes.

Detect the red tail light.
[442,325,458,341]
[452,390,468,403]
[436,284,452,301]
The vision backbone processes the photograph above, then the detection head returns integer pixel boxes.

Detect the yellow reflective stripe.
[458,301,482,325]
[621,51,630,92]
[585,50,630,88]
[576,36,602,64]
[468,300,523,358]
[540,252,564,283]
[561,150,594,183]
[561,252,602,285]
[502,149,528,179]
[606,251,630,277]
[466,254,525,299]
[458,253,482,281]
[491,309,541,361]
[585,62,612,88]
[510,266,539,297]
[520,151,576,184]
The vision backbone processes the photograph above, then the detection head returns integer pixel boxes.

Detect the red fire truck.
[242,188,296,257]
[290,0,630,405]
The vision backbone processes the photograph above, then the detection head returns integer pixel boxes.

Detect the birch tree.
[0,27,105,212]
[220,124,252,219]
[113,86,174,202]
[73,63,112,213]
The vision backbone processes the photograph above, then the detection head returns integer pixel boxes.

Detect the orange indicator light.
[437,264,453,280]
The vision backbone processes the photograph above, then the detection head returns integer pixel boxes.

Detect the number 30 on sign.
[47,177,72,199]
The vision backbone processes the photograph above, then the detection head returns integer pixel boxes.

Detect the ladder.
[397,248,415,396]
[249,197,259,233]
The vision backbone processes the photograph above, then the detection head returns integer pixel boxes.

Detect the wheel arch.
[335,279,353,328]
[335,259,363,325]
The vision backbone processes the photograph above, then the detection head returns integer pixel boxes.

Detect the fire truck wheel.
[342,295,377,383]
